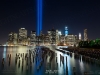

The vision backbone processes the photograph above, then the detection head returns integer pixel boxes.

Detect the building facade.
[47,29,56,44]
[18,28,27,45]
[84,29,88,41]
[65,34,78,46]
[8,32,18,46]
[30,31,36,45]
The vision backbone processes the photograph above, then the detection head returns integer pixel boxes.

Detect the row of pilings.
[56,48,100,75]
[61,48,100,66]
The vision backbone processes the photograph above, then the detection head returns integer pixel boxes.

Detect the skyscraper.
[30,31,36,45]
[18,28,27,45]
[8,32,18,45]
[47,29,56,44]
[19,28,27,39]
[84,29,88,41]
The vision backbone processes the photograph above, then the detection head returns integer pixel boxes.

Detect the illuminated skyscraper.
[30,31,36,45]
[8,32,18,45]
[47,29,56,44]
[84,29,88,41]
[66,34,78,46]
[19,28,27,39]
[79,33,81,40]
[65,26,68,36]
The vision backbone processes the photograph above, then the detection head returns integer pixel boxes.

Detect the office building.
[84,29,88,41]
[30,31,36,45]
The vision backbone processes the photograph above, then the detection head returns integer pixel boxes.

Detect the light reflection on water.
[0,46,100,75]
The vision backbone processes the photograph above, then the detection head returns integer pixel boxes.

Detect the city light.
[79,33,81,40]
[65,26,68,36]
[58,31,62,35]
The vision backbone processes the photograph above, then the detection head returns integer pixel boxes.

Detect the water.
[0,46,100,75]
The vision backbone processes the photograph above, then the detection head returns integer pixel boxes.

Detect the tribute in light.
[37,0,42,36]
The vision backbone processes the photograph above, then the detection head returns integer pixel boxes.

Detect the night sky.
[0,0,100,44]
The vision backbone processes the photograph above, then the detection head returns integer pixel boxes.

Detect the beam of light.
[37,0,42,36]
[40,0,42,32]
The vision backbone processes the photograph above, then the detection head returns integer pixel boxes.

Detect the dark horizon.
[0,0,100,44]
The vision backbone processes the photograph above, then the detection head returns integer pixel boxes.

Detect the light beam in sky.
[37,0,42,36]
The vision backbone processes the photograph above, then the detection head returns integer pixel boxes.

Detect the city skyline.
[0,26,85,44]
[0,0,100,43]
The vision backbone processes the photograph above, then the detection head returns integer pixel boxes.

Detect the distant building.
[84,29,88,41]
[13,33,18,45]
[66,34,78,46]
[8,32,18,46]
[30,31,36,45]
[56,30,59,45]
[8,32,14,41]
[43,34,49,45]
[47,29,56,44]
[19,28,27,39]
[18,28,27,45]
[60,35,65,44]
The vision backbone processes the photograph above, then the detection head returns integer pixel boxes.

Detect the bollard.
[23,53,24,57]
[26,64,28,70]
[9,60,10,66]
[8,54,9,58]
[22,59,24,65]
[22,65,23,72]
[57,63,58,67]
[18,60,20,68]
[30,61,32,66]
[66,66,68,75]
[21,54,22,57]
[15,57,17,64]
[84,72,88,75]
[56,57,57,62]
[73,67,76,75]
[10,54,11,59]
[33,57,34,63]
[2,58,4,66]
[16,53,17,57]
[66,57,67,63]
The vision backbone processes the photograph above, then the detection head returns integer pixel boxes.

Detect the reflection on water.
[0,46,100,75]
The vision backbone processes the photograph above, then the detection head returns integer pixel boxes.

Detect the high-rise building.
[65,26,68,36]
[8,32,14,41]
[13,33,18,45]
[8,32,18,45]
[19,28,27,39]
[66,34,78,46]
[84,29,88,41]
[79,33,81,40]
[30,31,36,45]
[56,30,62,45]
[47,29,56,44]
[18,28,27,45]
